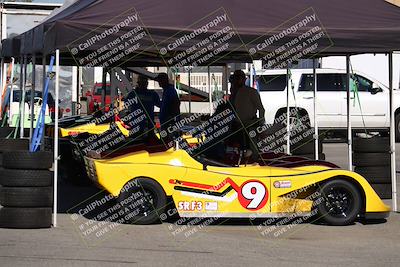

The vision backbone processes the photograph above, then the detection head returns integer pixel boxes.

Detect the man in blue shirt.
[155,73,180,128]
[126,75,160,132]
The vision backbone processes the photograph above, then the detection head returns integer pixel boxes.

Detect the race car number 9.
[238,180,268,210]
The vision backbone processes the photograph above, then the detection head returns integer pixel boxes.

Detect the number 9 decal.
[238,180,268,210]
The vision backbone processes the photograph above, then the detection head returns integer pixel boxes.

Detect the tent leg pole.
[8,58,15,124]
[188,69,191,115]
[249,63,254,88]
[346,55,352,170]
[102,68,106,110]
[389,52,397,212]
[19,56,25,138]
[223,64,229,96]
[53,50,60,227]
[30,55,36,141]
[208,66,212,115]
[41,55,46,151]
[0,58,4,109]
[313,58,318,160]
[286,65,290,155]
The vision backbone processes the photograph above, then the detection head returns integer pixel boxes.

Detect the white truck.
[256,68,400,140]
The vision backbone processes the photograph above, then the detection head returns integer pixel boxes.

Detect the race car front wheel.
[118,178,167,225]
[315,179,362,226]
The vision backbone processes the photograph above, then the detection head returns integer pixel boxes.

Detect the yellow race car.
[84,144,390,226]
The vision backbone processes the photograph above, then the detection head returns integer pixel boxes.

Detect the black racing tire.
[0,168,53,187]
[296,153,325,161]
[370,183,392,199]
[0,138,29,152]
[117,178,167,225]
[0,207,52,228]
[0,153,2,167]
[314,179,362,226]
[0,127,13,138]
[275,108,311,129]
[2,151,53,170]
[0,186,53,207]
[291,140,323,155]
[354,166,391,184]
[353,137,390,153]
[396,114,400,142]
[353,153,390,167]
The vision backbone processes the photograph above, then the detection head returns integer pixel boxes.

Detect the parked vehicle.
[86,83,111,113]
[3,86,54,128]
[255,68,400,139]
[84,141,390,226]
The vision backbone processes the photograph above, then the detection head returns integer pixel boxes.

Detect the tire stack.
[263,123,325,160]
[291,136,325,160]
[353,137,391,199]
[0,127,13,138]
[277,123,325,160]
[0,141,53,228]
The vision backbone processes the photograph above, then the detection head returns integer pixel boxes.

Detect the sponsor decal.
[205,202,218,211]
[178,201,203,211]
[273,180,292,188]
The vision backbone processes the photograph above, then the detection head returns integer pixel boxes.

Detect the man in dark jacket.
[155,73,180,128]
[126,75,160,131]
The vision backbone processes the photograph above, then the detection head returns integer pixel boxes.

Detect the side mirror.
[370,85,382,95]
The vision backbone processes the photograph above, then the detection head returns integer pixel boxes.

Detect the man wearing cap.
[231,70,265,157]
[232,70,265,126]
[155,73,180,128]
[127,75,161,129]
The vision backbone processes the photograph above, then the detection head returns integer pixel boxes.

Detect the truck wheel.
[315,179,362,226]
[276,109,311,133]
[117,178,167,225]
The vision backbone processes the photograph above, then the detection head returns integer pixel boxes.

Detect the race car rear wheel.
[315,179,362,226]
[117,178,166,225]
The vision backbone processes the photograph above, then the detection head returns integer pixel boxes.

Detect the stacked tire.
[291,136,325,160]
[353,137,392,199]
[267,123,325,160]
[0,140,53,228]
[0,127,13,138]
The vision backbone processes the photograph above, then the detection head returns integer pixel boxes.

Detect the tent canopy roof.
[3,0,400,66]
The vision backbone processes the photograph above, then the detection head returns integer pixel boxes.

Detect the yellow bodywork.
[84,148,390,218]
[60,121,130,137]
[60,122,201,145]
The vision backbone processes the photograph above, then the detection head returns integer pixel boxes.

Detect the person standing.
[232,70,265,126]
[155,73,180,128]
[231,70,265,156]
[126,75,160,131]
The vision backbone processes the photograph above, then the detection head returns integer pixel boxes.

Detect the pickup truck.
[255,68,400,140]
